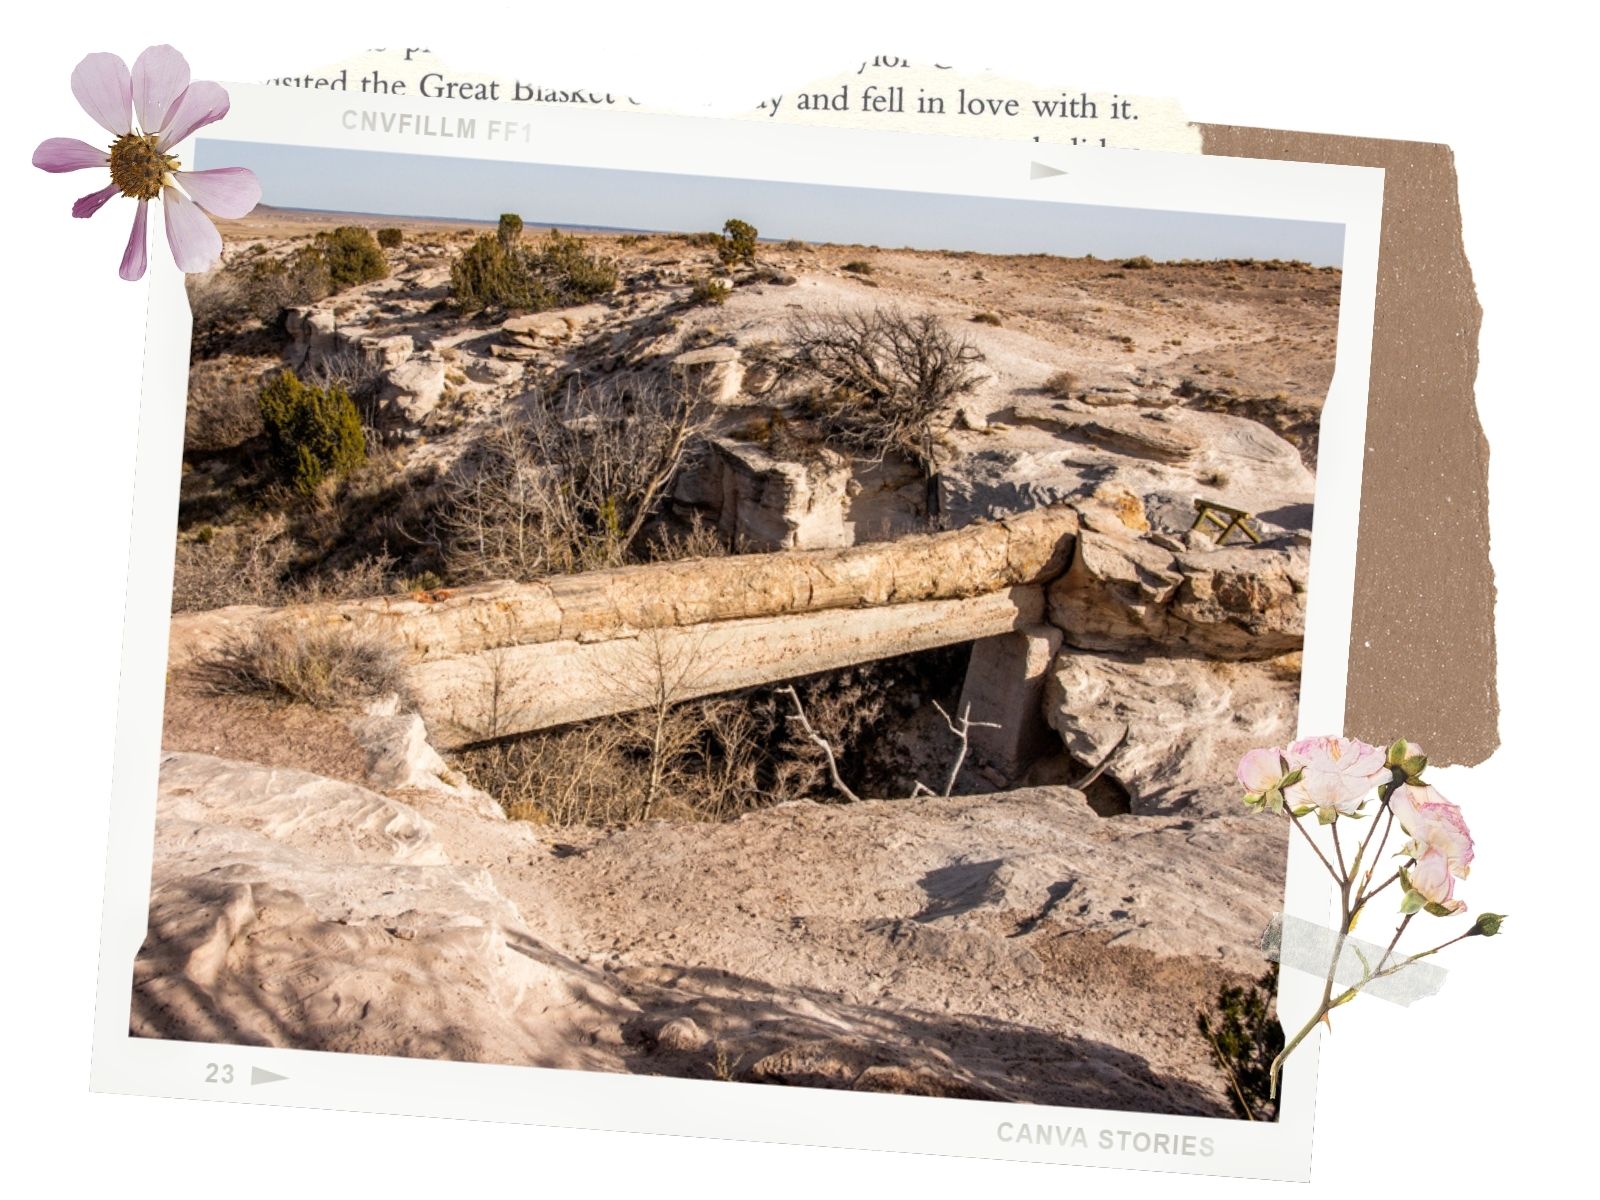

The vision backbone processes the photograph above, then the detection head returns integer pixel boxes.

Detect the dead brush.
[197,622,411,709]
[776,306,987,476]
[1041,369,1078,399]
[171,515,295,612]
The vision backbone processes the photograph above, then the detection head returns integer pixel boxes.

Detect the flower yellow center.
[108,133,178,201]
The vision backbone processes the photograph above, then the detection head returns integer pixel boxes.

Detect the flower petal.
[174,168,260,219]
[32,137,110,173]
[121,200,150,281]
[73,183,121,219]
[1390,783,1474,877]
[1407,849,1465,913]
[162,189,222,273]
[132,44,190,135]
[71,52,132,136]
[155,81,230,150]
[1237,747,1284,793]
[1283,735,1387,815]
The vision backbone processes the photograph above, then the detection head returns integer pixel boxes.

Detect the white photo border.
[90,83,1385,1182]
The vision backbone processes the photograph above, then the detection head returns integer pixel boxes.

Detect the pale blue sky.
[197,139,1345,266]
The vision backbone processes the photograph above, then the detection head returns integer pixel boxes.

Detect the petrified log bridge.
[171,507,1080,752]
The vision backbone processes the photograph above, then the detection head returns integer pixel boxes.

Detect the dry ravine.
[141,214,1335,1118]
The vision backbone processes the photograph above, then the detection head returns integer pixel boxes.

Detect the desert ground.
[136,209,1338,1119]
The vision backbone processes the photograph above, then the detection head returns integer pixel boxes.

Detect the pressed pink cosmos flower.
[32,45,260,280]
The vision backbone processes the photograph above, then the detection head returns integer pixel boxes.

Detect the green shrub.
[497,212,524,247]
[840,260,874,275]
[533,229,619,301]
[257,370,368,494]
[1197,966,1284,1121]
[1121,255,1156,270]
[313,226,389,289]
[451,234,540,311]
[376,227,404,249]
[275,244,336,301]
[717,218,758,267]
[970,311,1002,326]
[191,246,332,337]
[450,224,618,313]
[689,275,730,306]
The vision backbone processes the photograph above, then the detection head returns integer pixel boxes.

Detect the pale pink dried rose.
[1283,735,1389,820]
[1237,747,1286,794]
[1391,783,1474,915]
[1390,783,1474,878]
[1407,847,1468,914]
[32,45,260,280]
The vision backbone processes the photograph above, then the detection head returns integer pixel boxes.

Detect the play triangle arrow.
[250,1066,288,1086]
[1029,161,1068,180]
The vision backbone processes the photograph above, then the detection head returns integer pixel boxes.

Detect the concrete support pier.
[957,623,1064,779]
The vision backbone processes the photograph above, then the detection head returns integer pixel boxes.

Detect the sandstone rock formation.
[383,353,447,425]
[1043,652,1301,817]
[347,695,505,818]
[134,755,633,1068]
[132,751,1278,1115]
[501,304,606,346]
[671,346,744,405]
[940,401,1313,536]
[1048,523,1308,660]
[1038,503,1306,819]
[675,436,855,550]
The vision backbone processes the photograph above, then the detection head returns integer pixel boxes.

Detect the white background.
[1,3,1590,1194]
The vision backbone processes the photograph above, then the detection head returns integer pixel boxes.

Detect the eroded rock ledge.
[134,751,1276,1115]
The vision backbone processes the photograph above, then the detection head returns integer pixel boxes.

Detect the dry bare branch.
[931,699,1002,797]
[1071,724,1131,790]
[777,685,863,804]
[438,379,708,581]
[776,306,986,474]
